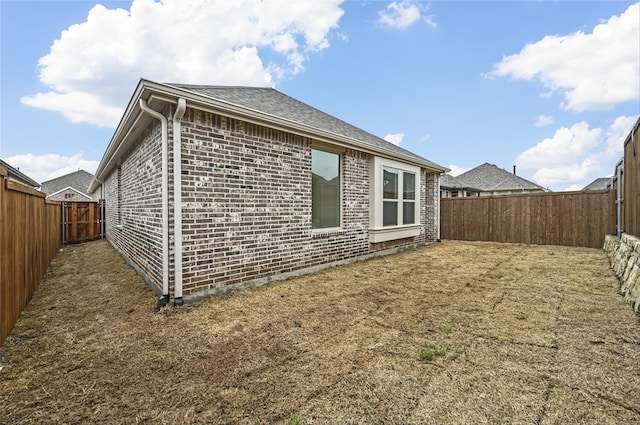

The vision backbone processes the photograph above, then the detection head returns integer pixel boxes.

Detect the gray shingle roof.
[582,177,611,191]
[41,170,94,197]
[439,173,481,191]
[165,83,445,171]
[455,163,546,192]
[439,174,458,188]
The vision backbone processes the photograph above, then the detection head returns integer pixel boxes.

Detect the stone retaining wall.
[604,233,640,313]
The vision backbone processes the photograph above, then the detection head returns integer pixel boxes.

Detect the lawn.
[1,239,639,424]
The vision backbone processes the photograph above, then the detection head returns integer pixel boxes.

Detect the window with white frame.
[311,149,341,229]
[370,157,421,243]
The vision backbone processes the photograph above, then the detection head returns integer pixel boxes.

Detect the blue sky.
[1,0,638,191]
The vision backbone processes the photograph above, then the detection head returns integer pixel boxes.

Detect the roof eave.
[47,186,92,200]
[158,82,447,172]
[90,80,447,192]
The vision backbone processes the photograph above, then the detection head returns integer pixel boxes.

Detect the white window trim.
[370,157,421,243]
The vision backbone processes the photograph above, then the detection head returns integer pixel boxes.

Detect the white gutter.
[139,99,170,306]
[172,98,187,306]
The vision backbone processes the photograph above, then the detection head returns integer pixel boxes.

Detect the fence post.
[61,202,66,246]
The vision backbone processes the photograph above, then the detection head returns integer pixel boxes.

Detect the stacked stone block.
[604,233,640,313]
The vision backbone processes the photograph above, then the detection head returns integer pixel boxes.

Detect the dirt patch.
[1,240,639,424]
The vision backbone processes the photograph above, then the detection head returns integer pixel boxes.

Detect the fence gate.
[62,200,105,244]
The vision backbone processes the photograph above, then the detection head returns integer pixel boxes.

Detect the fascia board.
[47,186,92,200]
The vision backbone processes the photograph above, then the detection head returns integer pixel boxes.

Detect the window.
[402,171,416,224]
[370,157,421,243]
[64,193,75,199]
[312,149,340,229]
[382,168,415,226]
[383,168,398,226]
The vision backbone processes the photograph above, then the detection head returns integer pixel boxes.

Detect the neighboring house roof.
[439,173,481,192]
[41,169,94,199]
[90,79,447,192]
[455,163,547,192]
[582,177,611,191]
[0,158,40,187]
[439,173,458,189]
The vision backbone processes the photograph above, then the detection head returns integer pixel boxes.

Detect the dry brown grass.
[1,239,639,424]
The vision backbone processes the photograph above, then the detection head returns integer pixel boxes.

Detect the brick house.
[89,79,447,306]
[41,169,98,201]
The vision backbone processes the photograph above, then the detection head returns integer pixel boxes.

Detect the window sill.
[368,225,421,243]
[311,228,345,239]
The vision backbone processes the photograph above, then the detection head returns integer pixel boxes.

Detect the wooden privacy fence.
[1,167,61,345]
[622,119,639,237]
[62,201,104,244]
[440,190,616,248]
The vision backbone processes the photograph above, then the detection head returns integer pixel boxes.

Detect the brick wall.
[103,105,440,299]
[104,121,165,292]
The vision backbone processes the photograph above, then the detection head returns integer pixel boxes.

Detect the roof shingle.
[455,163,546,192]
[165,83,445,171]
[41,170,94,197]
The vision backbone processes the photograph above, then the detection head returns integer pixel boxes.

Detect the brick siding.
[103,105,440,299]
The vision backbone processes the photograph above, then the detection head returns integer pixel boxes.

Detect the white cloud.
[377,1,437,30]
[447,164,470,177]
[20,91,122,128]
[531,158,596,188]
[384,133,404,145]
[21,0,345,128]
[486,3,639,111]
[4,153,99,184]
[517,121,602,169]
[516,116,636,190]
[603,115,638,158]
[564,184,584,192]
[534,115,554,128]
[419,134,430,142]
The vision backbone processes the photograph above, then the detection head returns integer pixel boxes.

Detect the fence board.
[1,168,61,345]
[623,121,639,237]
[441,190,616,248]
[62,201,104,244]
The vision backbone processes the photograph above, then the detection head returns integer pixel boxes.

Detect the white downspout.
[172,98,187,306]
[139,99,170,307]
